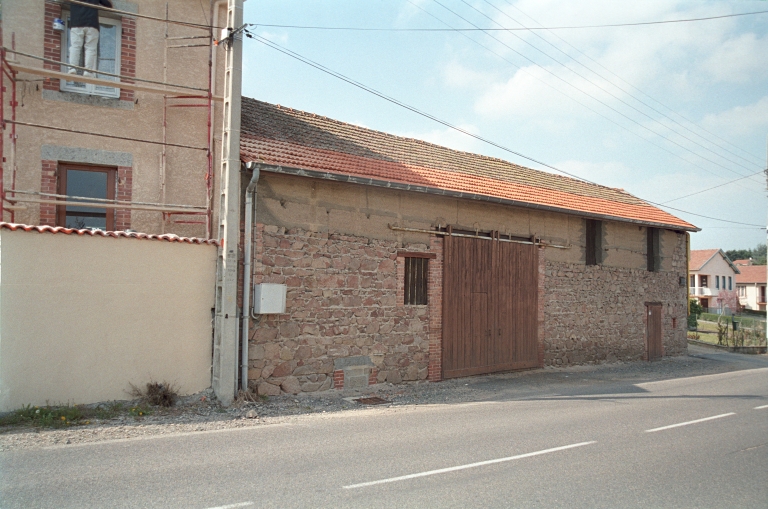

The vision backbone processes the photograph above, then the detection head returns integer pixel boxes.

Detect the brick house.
[2,1,226,237]
[238,98,698,396]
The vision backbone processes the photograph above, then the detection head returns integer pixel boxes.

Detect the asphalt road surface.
[3,348,767,508]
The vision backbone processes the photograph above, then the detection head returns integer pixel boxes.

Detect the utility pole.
[212,0,244,406]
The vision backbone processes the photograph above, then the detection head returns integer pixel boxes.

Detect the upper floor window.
[690,275,695,287]
[60,12,121,99]
[715,276,720,289]
[646,227,660,272]
[585,219,603,266]
[728,276,732,290]
[700,275,708,287]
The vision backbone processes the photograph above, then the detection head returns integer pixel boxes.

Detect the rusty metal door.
[646,303,663,361]
[443,235,539,378]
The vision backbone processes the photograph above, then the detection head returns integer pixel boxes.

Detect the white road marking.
[343,441,596,489]
[204,503,253,509]
[645,413,735,433]
[754,405,768,410]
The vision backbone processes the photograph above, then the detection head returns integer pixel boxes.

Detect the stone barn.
[238,98,697,396]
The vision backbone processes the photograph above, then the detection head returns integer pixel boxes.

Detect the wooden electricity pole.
[212,0,244,406]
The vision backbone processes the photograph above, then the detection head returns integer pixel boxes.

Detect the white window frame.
[59,11,122,99]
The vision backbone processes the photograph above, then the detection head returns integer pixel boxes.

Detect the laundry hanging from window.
[68,0,113,77]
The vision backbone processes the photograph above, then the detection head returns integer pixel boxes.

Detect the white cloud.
[700,33,768,83]
[701,96,768,137]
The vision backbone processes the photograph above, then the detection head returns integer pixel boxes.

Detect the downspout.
[241,163,260,391]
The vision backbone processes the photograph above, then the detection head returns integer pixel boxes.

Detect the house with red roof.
[237,98,698,396]
[688,249,740,312]
[736,265,767,312]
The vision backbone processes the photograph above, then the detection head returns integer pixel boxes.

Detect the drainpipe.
[241,162,260,391]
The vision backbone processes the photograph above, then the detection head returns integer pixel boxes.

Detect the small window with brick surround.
[404,257,428,305]
[57,164,116,230]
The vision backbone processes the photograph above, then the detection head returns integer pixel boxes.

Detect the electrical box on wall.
[253,283,287,314]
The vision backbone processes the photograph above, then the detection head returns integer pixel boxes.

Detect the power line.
[661,170,766,204]
[485,0,766,172]
[495,0,765,167]
[428,0,763,191]
[247,30,763,228]
[251,9,768,32]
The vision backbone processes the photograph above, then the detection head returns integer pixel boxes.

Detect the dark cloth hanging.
[70,0,114,30]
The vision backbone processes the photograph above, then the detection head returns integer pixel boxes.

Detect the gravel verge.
[2,344,765,451]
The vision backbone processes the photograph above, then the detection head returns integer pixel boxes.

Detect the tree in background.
[725,243,766,265]
[688,299,703,329]
[717,289,741,314]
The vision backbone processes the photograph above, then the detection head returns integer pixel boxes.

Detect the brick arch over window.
[43,0,136,103]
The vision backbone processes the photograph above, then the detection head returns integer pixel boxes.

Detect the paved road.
[3,349,767,508]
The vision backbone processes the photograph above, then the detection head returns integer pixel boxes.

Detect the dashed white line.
[645,413,735,433]
[754,404,768,410]
[343,441,596,489]
[204,502,253,509]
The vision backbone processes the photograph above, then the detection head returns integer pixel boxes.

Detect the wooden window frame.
[646,227,661,272]
[403,256,429,306]
[585,219,602,266]
[57,163,116,230]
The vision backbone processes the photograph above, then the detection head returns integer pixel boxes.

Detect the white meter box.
[253,283,287,314]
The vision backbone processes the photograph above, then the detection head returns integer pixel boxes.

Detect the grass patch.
[0,401,153,429]
[700,313,764,329]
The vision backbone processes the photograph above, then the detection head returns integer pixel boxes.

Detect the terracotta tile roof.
[735,265,767,284]
[240,98,698,231]
[689,249,719,271]
[0,222,218,245]
[733,259,752,266]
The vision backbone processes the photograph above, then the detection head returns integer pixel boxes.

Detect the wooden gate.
[442,235,539,378]
[646,303,663,361]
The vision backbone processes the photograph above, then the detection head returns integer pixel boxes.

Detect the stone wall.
[542,231,688,366]
[249,225,439,395]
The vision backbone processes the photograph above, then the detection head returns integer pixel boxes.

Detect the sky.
[240,0,768,251]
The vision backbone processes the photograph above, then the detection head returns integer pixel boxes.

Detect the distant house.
[733,259,753,266]
[689,249,740,312]
[736,265,767,312]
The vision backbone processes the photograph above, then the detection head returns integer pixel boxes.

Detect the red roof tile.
[689,249,719,271]
[0,222,218,245]
[733,259,752,266]
[735,265,767,284]
[240,98,698,231]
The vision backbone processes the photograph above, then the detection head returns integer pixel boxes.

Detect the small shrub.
[687,331,700,340]
[0,404,84,428]
[130,381,178,407]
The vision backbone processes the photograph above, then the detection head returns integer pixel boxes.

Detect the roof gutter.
[241,163,260,392]
[248,163,700,233]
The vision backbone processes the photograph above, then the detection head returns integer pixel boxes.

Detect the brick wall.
[43,1,62,92]
[119,18,136,102]
[248,225,436,395]
[115,166,132,230]
[39,160,58,226]
[542,232,688,365]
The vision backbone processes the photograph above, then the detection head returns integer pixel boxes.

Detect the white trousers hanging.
[68,27,99,75]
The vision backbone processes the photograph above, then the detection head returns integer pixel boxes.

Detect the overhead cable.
[252,9,768,32]
[400,0,758,192]
[431,0,762,189]
[483,0,766,173]
[493,0,765,166]
[247,30,763,227]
